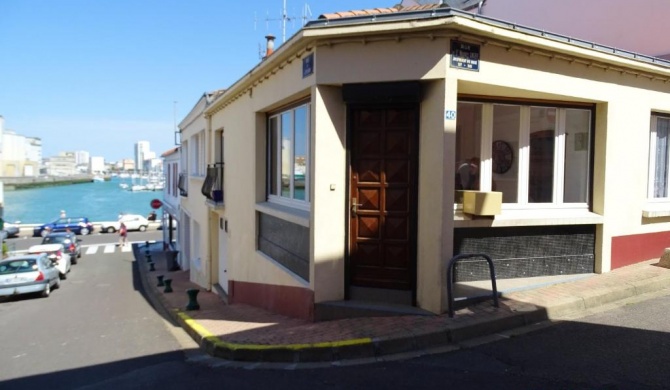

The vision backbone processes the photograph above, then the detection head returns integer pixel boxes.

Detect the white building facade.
[89,156,105,173]
[135,141,151,171]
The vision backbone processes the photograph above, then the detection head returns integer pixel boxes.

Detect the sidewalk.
[133,242,670,364]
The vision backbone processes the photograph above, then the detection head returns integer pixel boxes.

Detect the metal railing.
[177,172,188,197]
[446,253,499,318]
[201,163,224,203]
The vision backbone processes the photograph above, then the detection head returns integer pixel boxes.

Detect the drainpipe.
[207,114,214,292]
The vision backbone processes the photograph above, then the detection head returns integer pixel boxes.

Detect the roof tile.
[319,4,442,20]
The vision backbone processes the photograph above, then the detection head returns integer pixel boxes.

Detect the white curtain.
[655,118,670,198]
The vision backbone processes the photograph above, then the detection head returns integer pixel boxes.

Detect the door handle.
[351,198,363,214]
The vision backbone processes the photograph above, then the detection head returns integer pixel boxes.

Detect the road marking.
[86,246,98,255]
[103,244,116,253]
[121,244,132,252]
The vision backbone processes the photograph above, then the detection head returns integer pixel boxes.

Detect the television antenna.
[256,1,312,44]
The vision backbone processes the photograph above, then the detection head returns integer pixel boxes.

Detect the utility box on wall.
[462,191,502,216]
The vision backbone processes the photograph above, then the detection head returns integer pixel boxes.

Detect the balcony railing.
[177,172,188,197]
[201,163,224,203]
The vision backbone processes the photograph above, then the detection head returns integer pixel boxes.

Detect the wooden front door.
[349,105,418,291]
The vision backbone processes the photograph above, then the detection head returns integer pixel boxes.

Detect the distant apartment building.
[74,150,90,166]
[119,158,135,172]
[135,141,151,171]
[89,156,105,173]
[0,130,39,177]
[44,152,77,176]
[143,157,162,173]
[0,116,41,177]
[25,137,42,163]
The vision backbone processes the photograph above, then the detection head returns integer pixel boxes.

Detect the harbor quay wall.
[0,175,104,190]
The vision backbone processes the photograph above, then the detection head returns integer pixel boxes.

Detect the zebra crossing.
[85,242,134,255]
[8,241,141,256]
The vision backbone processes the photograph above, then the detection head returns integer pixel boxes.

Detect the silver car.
[0,254,60,298]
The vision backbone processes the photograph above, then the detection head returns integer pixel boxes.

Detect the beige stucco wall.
[179,98,211,289]
[209,53,314,291]
[311,85,347,302]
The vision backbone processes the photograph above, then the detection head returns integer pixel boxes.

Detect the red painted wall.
[228,280,314,321]
[611,231,670,269]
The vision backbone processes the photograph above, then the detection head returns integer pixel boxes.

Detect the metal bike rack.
[446,253,499,318]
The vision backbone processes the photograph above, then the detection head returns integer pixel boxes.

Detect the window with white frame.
[456,101,592,208]
[649,113,670,199]
[190,131,205,176]
[267,102,310,208]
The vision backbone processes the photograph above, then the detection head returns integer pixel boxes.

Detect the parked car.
[28,243,70,280]
[0,254,60,298]
[157,219,177,230]
[99,214,149,233]
[33,217,94,237]
[2,222,20,239]
[41,232,81,264]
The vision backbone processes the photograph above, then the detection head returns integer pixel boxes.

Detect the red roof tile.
[318,4,442,20]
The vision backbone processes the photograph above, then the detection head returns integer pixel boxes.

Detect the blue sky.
[0,0,389,162]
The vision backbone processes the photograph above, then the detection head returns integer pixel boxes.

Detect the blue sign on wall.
[450,40,480,71]
[302,53,314,78]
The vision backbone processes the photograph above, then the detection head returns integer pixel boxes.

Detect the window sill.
[454,209,603,228]
[256,202,310,227]
[642,203,670,218]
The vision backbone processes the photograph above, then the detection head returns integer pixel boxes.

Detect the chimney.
[264,35,276,58]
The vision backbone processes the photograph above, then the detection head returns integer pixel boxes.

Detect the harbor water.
[2,177,163,224]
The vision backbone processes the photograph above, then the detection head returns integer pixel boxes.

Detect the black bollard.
[186,288,200,310]
[156,275,164,287]
[146,254,152,263]
[149,262,155,271]
[163,279,173,293]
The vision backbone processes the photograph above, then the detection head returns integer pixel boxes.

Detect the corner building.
[186,6,670,320]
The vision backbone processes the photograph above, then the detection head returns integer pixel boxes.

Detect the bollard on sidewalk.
[185,288,200,310]
[156,275,164,287]
[163,279,173,293]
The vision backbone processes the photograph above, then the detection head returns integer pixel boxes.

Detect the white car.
[99,214,150,233]
[0,254,60,298]
[28,243,71,280]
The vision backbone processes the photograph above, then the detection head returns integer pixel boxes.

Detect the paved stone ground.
[133,242,670,363]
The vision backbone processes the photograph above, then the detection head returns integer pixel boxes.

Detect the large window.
[456,101,592,208]
[268,102,310,207]
[649,113,670,198]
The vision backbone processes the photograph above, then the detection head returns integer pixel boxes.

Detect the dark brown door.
[349,105,418,291]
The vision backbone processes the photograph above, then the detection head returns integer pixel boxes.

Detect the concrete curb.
[135,244,670,363]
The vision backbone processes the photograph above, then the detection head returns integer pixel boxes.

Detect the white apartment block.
[135,141,151,171]
[89,156,105,173]
[74,150,90,165]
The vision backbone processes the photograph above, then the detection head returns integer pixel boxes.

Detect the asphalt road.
[2,230,670,389]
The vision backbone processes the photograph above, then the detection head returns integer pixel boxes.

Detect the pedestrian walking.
[118,222,128,246]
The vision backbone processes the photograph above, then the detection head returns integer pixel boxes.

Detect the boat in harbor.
[92,175,105,182]
[130,184,148,192]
